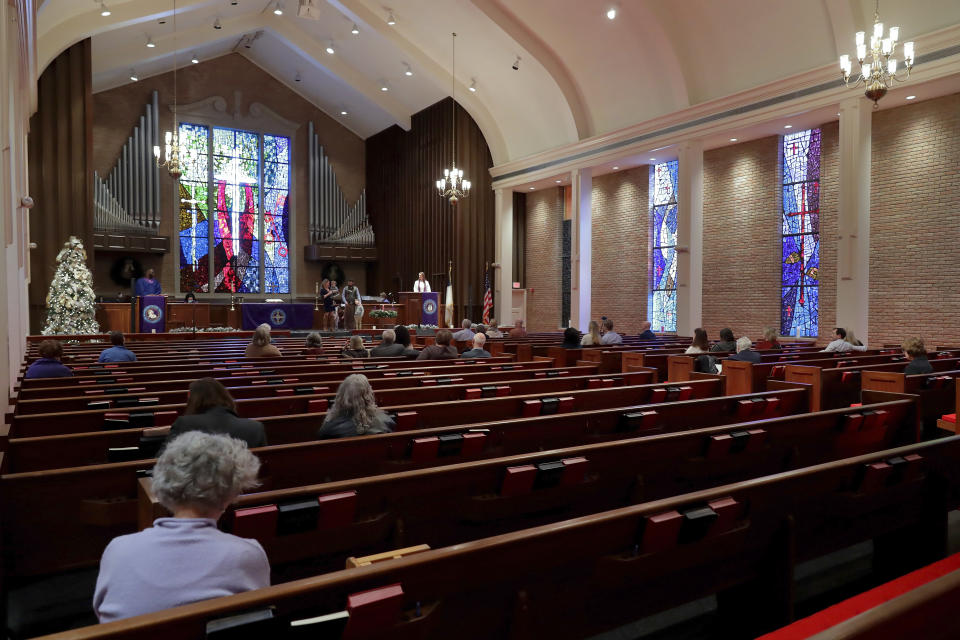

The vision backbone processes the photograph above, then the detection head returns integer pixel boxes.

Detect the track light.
[129,69,139,82]
[386,11,396,25]
[145,37,156,48]
[191,53,199,64]
[325,40,335,54]
[294,71,302,82]
[213,17,222,29]
[351,23,359,35]
[468,78,477,92]
[403,63,413,76]
[99,1,111,17]
[273,1,283,16]
[512,56,520,71]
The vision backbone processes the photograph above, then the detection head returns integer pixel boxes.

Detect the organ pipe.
[306,122,373,248]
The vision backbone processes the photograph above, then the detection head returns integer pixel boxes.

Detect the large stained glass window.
[178,124,291,294]
[781,128,820,337]
[648,160,678,332]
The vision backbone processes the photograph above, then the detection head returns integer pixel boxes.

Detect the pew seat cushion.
[758,551,960,638]
[942,413,956,423]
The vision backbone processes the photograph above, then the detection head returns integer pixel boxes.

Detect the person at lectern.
[135,268,162,297]
[413,272,431,293]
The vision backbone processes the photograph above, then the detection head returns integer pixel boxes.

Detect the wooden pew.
[861,368,960,429]
[35,432,958,640]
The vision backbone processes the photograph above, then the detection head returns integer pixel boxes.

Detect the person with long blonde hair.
[580,320,602,346]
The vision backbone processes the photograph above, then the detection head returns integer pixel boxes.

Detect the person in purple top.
[97,332,137,363]
[134,268,162,297]
[93,432,269,622]
[24,340,72,379]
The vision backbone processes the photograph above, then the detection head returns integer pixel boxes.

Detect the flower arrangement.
[369,309,398,319]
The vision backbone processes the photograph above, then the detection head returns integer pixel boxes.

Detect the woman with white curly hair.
[317,373,395,439]
[93,432,269,622]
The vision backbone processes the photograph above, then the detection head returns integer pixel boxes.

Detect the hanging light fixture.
[436,32,471,205]
[154,0,188,179]
[839,0,914,107]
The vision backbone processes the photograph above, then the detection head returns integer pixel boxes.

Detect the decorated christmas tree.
[42,236,101,335]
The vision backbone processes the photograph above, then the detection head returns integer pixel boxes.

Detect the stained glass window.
[178,124,291,294]
[781,128,821,337]
[648,160,678,332]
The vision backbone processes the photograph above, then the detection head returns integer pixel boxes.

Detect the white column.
[836,97,871,342]
[676,141,704,335]
[493,187,514,326]
[569,168,592,329]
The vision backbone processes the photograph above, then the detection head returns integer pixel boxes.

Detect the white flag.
[444,282,454,328]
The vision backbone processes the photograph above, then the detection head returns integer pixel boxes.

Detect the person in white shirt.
[486,320,504,338]
[685,328,710,354]
[822,327,865,353]
[581,320,602,346]
[413,272,431,293]
[599,319,623,345]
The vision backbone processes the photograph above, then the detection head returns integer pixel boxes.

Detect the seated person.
[341,335,370,358]
[392,325,421,358]
[93,432,268,622]
[168,378,267,448]
[638,321,656,340]
[317,374,395,439]
[417,329,458,360]
[845,329,868,350]
[452,319,476,342]
[245,324,282,358]
[486,321,504,338]
[755,327,781,350]
[581,320,602,346]
[561,326,581,349]
[685,328,710,354]
[903,336,933,374]
[822,327,859,353]
[98,331,137,363]
[24,340,72,379]
[184,292,197,303]
[727,336,761,363]
[370,329,408,357]
[710,328,737,352]
[302,332,323,355]
[461,333,492,358]
[599,319,623,345]
[509,319,527,338]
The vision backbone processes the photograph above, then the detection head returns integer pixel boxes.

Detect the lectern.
[398,292,423,325]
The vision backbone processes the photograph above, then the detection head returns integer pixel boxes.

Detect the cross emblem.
[270,309,286,325]
[786,181,818,307]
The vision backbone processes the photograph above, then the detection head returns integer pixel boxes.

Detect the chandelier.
[153,0,186,179]
[839,0,915,107]
[436,32,471,204]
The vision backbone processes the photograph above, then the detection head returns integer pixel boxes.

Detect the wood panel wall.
[366,98,494,323]
[27,39,94,332]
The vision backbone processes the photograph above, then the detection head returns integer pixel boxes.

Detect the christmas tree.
[42,236,101,335]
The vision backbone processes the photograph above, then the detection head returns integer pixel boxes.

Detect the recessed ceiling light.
[340,110,348,116]
[294,71,302,82]
[129,69,139,81]
[555,179,561,183]
[99,2,111,17]
[905,95,916,100]
[213,18,222,29]
[606,5,617,20]
[386,11,396,25]
[784,124,793,129]
[403,63,413,76]
[468,79,477,92]
[729,138,737,142]
[649,157,655,161]
[273,1,283,16]
[612,166,619,170]
[325,40,335,55]
[380,83,389,92]
[351,23,360,35]
[145,37,156,48]
[191,53,199,64]
[529,187,535,190]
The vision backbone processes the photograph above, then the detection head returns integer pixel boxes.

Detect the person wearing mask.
[685,328,710,354]
[184,292,197,303]
[903,337,934,374]
[93,432,268,622]
[341,335,370,358]
[245,324,282,358]
[317,374,395,439]
[728,336,762,363]
[461,333,492,358]
[452,319,476,342]
[638,321,656,341]
[370,329,408,357]
[581,320,602,346]
[98,331,137,363]
[24,340,73,379]
[561,327,581,349]
[599,319,623,345]
[168,378,267,448]
[710,328,737,352]
[134,268,162,297]
[417,329,458,360]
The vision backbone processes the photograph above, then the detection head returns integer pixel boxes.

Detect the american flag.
[482,267,493,324]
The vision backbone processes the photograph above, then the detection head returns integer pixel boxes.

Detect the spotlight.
[784,124,793,129]
[612,166,619,170]
[273,1,283,16]
[606,5,617,20]
[213,17,222,29]
[231,0,238,4]
[340,109,348,116]
[528,187,535,190]
[129,69,139,81]
[386,11,396,25]
[351,23,360,35]
[468,79,477,92]
[403,63,413,76]
[905,95,916,100]
[729,138,737,142]
[325,40,335,54]
[380,84,389,92]
[294,71,302,82]
[146,37,156,48]
[191,53,199,64]
[512,56,520,71]
[99,2,111,17]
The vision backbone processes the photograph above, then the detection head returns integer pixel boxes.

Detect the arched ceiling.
[38,0,960,166]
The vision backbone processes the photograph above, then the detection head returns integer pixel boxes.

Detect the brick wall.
[818,122,839,345]
[869,92,960,347]
[590,167,649,332]
[524,188,563,330]
[701,136,781,343]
